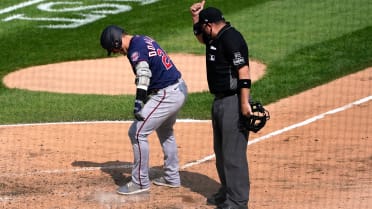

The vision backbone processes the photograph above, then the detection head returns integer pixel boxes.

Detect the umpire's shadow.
[72,160,219,198]
[179,170,220,198]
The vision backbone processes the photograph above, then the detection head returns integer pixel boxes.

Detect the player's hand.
[190,0,205,17]
[133,100,145,121]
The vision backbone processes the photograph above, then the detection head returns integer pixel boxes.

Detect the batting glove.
[133,99,145,121]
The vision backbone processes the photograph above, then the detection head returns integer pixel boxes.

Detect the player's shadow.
[71,160,133,185]
[72,160,219,198]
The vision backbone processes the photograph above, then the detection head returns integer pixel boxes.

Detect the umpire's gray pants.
[212,94,250,207]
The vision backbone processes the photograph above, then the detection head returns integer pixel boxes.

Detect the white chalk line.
[0,96,371,176]
[183,95,371,168]
[247,95,371,146]
[0,0,46,15]
[0,119,208,128]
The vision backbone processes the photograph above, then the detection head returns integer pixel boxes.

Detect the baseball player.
[190,1,252,209]
[100,25,188,195]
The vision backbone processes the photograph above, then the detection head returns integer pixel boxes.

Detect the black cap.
[199,7,224,24]
[100,25,124,56]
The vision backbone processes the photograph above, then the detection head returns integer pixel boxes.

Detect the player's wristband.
[135,88,147,103]
[193,22,202,35]
[238,79,251,89]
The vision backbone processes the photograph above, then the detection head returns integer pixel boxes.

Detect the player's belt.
[148,79,181,95]
[148,89,159,95]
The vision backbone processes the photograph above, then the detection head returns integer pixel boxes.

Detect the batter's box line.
[0,95,370,177]
[0,119,209,128]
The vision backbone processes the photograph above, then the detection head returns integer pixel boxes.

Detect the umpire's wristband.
[238,79,251,89]
[193,22,202,35]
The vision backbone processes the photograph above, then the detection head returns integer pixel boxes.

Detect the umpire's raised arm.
[190,0,205,44]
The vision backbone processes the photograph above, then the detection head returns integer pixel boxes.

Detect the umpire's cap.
[199,7,225,24]
[100,25,124,56]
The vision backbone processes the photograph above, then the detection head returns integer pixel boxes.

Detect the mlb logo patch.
[131,51,140,62]
[208,54,215,61]
[233,52,245,66]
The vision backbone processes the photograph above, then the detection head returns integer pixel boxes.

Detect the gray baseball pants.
[212,94,250,207]
[128,79,187,188]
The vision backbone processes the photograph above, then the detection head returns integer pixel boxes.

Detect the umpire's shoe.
[207,191,226,206]
[117,181,149,195]
[215,203,248,209]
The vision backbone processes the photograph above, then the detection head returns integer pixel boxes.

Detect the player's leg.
[152,80,187,187]
[126,121,152,188]
[116,120,153,195]
[154,112,181,187]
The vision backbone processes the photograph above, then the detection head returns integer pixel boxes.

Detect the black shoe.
[215,203,248,209]
[207,191,226,206]
[215,203,236,209]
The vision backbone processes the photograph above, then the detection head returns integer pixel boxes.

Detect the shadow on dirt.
[72,160,219,198]
[71,160,133,186]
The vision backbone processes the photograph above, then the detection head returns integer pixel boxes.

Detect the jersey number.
[157,49,173,70]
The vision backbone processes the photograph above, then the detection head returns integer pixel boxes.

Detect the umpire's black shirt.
[202,23,249,95]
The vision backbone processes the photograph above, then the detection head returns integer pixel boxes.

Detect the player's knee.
[128,124,137,141]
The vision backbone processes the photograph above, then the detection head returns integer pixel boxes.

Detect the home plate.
[93,191,150,206]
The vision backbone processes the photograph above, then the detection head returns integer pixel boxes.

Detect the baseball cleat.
[116,181,149,195]
[153,176,180,188]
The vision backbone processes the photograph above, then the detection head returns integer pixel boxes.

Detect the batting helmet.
[100,25,124,56]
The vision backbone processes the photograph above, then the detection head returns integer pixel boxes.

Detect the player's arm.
[135,61,152,103]
[133,61,152,121]
[190,0,205,44]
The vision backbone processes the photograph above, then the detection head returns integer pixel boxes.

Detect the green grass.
[252,26,372,103]
[0,0,371,124]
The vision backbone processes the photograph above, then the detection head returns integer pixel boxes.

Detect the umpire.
[190,1,252,209]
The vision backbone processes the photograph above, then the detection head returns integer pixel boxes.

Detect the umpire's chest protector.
[205,25,249,94]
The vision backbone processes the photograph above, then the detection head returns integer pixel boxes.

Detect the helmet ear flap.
[113,39,121,50]
[111,28,123,50]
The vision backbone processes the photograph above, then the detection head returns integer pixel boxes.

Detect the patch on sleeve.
[232,52,245,66]
[130,51,140,62]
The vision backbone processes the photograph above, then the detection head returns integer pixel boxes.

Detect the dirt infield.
[2,54,266,95]
[0,55,371,209]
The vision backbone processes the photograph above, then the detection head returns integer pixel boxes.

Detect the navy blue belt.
[148,79,179,95]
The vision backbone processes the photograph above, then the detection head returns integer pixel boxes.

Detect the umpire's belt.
[214,92,237,99]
